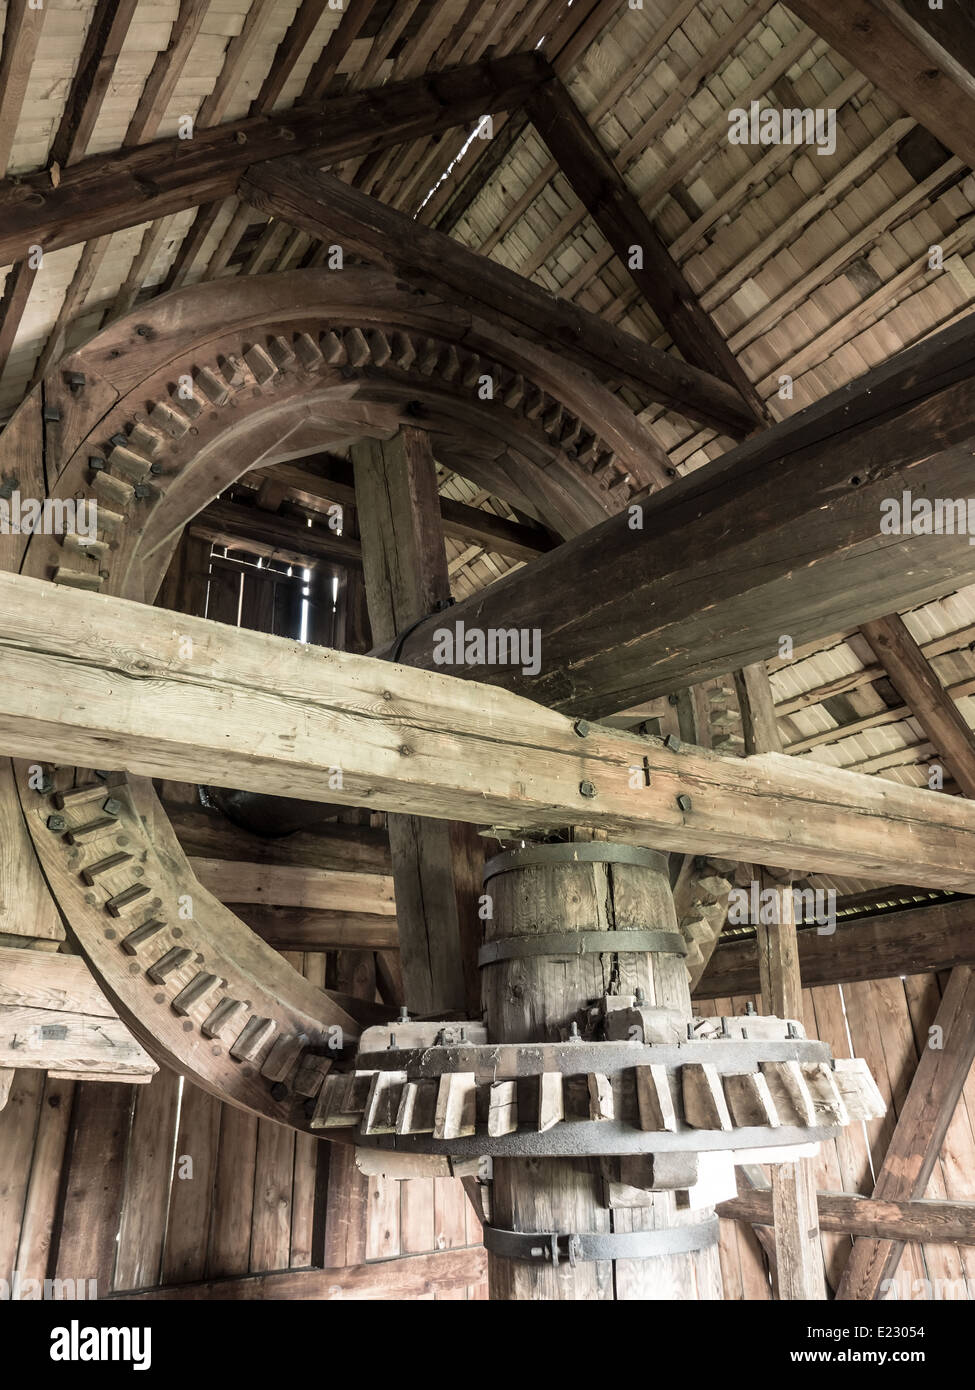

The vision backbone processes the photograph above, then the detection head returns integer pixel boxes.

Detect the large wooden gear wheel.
[0,268,667,1133]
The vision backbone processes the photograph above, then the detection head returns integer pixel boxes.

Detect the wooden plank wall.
[0,942,486,1299]
[698,973,975,1299]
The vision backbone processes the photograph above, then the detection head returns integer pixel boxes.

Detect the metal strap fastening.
[483,841,668,882]
[483,1218,718,1265]
[478,928,687,967]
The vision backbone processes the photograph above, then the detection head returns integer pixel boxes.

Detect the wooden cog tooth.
[243,344,277,385]
[52,782,110,810]
[293,333,324,372]
[201,997,246,1039]
[62,533,109,560]
[120,918,167,955]
[395,1078,438,1134]
[105,882,151,917]
[634,1064,679,1132]
[52,566,102,590]
[261,1031,310,1082]
[292,1053,333,1098]
[81,852,132,883]
[343,327,370,367]
[487,1079,518,1136]
[102,444,147,482]
[267,334,296,370]
[361,1069,407,1134]
[682,1062,733,1130]
[172,972,220,1016]
[433,1071,476,1140]
[196,365,231,404]
[537,1072,564,1132]
[149,400,190,437]
[320,330,345,365]
[366,328,392,366]
[230,1016,277,1061]
[146,946,192,983]
[93,470,134,508]
[390,331,416,371]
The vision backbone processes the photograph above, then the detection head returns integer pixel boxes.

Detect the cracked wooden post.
[481,831,723,1300]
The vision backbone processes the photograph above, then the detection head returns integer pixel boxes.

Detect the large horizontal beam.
[388,315,975,715]
[236,905,398,952]
[165,803,391,874]
[695,897,975,998]
[717,1189,975,1246]
[240,159,758,437]
[248,460,556,562]
[789,0,975,172]
[0,54,546,265]
[192,496,363,569]
[5,572,975,888]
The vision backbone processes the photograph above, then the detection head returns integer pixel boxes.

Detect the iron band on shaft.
[478,928,687,966]
[483,841,669,882]
[483,1218,719,1264]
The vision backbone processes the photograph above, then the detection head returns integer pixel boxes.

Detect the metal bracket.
[483,1218,719,1264]
[478,928,687,966]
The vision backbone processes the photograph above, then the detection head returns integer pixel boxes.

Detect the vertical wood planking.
[207,1103,259,1279]
[55,1082,133,1294]
[161,1080,221,1285]
[0,1069,44,1283]
[15,1074,75,1286]
[114,1067,181,1292]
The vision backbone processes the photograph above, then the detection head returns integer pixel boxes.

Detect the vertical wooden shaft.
[482,836,722,1300]
[737,659,826,1300]
[353,426,482,1016]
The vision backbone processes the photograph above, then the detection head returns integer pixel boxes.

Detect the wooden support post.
[836,966,975,1300]
[737,660,826,1301]
[860,613,975,798]
[353,427,481,1016]
[483,835,722,1300]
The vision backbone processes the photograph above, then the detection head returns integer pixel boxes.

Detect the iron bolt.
[388,1033,397,1049]
[665,733,681,751]
[103,797,122,817]
[569,1021,581,1041]
[579,780,597,798]
[573,719,590,737]
[46,814,66,832]
[745,1002,757,1016]
[398,1006,409,1022]
[676,793,692,812]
